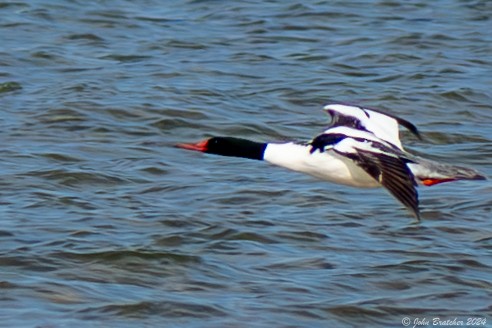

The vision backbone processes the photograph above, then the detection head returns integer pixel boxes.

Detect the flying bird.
[176,104,486,220]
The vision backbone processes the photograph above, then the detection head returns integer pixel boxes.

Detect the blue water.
[1,1,491,327]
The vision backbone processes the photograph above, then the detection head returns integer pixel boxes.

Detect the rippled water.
[1,1,491,327]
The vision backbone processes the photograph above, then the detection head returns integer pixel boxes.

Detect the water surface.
[1,1,491,327]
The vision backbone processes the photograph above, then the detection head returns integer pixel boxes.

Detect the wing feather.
[323,104,422,150]
[334,140,420,220]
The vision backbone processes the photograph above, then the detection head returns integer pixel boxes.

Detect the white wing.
[323,104,421,150]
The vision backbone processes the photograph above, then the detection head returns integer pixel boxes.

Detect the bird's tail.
[407,156,486,186]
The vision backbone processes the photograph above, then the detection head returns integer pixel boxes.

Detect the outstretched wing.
[323,103,421,150]
[350,149,420,220]
[329,134,420,220]
[363,106,421,140]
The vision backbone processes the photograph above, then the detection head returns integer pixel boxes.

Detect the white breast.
[263,143,379,188]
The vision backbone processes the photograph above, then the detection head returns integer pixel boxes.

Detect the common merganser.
[177,104,486,220]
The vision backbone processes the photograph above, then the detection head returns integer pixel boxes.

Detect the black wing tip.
[364,106,423,141]
[390,184,421,221]
[393,190,421,221]
[408,204,421,221]
[394,117,423,141]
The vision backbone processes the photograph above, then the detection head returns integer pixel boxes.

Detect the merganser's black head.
[176,136,267,160]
